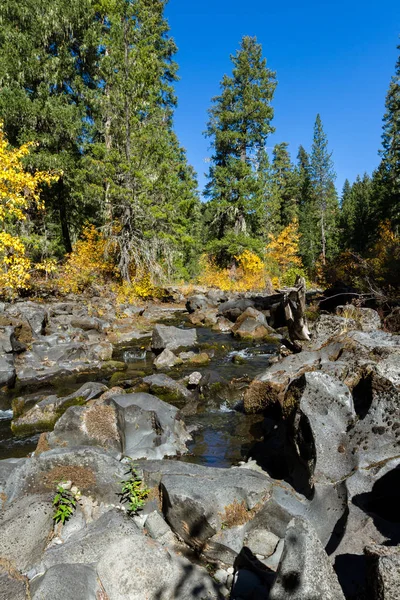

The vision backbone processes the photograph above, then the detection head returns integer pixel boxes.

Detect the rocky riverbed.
[0,288,399,599]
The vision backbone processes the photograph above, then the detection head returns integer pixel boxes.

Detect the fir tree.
[271,143,298,228]
[204,35,276,265]
[0,0,102,253]
[310,114,338,263]
[376,43,400,230]
[296,145,318,268]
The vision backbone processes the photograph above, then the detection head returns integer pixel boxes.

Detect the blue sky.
[165,0,400,197]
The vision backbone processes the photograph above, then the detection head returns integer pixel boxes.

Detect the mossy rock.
[188,352,211,365]
[11,396,87,437]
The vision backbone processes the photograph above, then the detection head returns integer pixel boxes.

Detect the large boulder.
[0,354,16,388]
[232,307,278,341]
[186,294,214,314]
[11,382,108,436]
[0,494,53,571]
[47,401,122,454]
[96,531,221,599]
[30,564,99,600]
[2,447,127,506]
[152,324,197,352]
[6,302,48,336]
[365,544,400,600]
[153,348,182,370]
[0,325,25,353]
[284,372,356,485]
[217,299,255,322]
[145,462,273,550]
[109,392,190,460]
[142,373,193,403]
[269,517,345,600]
[336,305,381,332]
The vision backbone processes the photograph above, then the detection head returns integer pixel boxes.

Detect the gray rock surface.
[0,566,27,600]
[39,509,139,570]
[269,517,345,600]
[47,401,122,454]
[143,372,193,402]
[336,305,382,332]
[217,298,255,322]
[97,533,222,599]
[0,494,53,571]
[3,447,126,505]
[285,371,356,485]
[365,544,400,600]
[12,382,108,436]
[0,354,16,387]
[110,392,190,459]
[153,348,181,370]
[30,564,99,600]
[160,464,271,549]
[186,294,214,313]
[152,324,197,351]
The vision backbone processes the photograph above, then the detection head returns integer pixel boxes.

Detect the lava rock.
[186,294,214,313]
[152,324,197,352]
[0,354,16,388]
[0,494,53,571]
[153,348,182,370]
[143,373,194,402]
[365,544,400,600]
[110,392,190,459]
[269,517,346,600]
[217,299,255,322]
[30,564,99,600]
[336,305,381,332]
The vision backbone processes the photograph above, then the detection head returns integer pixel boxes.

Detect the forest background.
[0,0,399,301]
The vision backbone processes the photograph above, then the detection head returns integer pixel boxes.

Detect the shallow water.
[0,313,277,466]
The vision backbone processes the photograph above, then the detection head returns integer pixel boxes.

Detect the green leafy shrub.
[53,484,77,524]
[119,465,149,515]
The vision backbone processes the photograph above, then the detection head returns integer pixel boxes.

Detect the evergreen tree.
[296,145,318,268]
[271,143,298,228]
[0,0,101,254]
[310,114,338,263]
[339,178,354,249]
[204,36,276,265]
[256,146,280,239]
[340,174,372,253]
[375,43,400,230]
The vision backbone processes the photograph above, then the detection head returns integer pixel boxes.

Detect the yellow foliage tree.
[58,225,116,294]
[265,219,304,287]
[0,122,59,295]
[199,250,271,292]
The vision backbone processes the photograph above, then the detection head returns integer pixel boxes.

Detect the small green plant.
[119,465,149,515]
[52,484,77,524]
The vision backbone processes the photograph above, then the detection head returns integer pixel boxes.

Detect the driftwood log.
[283,276,311,344]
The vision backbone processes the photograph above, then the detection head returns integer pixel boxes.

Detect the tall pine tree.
[204,36,276,265]
[310,114,338,263]
[374,43,400,231]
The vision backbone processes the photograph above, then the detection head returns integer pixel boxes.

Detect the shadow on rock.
[352,465,400,544]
